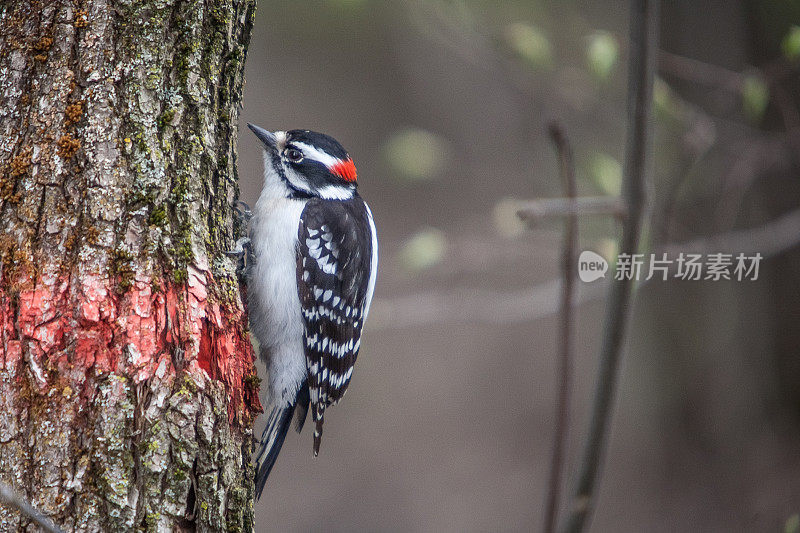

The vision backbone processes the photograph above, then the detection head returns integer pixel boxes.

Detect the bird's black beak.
[248,123,277,150]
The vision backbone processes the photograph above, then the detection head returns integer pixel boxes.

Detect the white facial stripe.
[292,141,342,169]
[282,166,314,195]
[316,184,355,200]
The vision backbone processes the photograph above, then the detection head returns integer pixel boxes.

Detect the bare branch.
[0,482,63,533]
[658,49,744,90]
[542,123,578,533]
[661,206,800,258]
[406,0,539,101]
[367,278,583,330]
[561,1,659,531]
[368,205,800,331]
[516,197,627,223]
[652,116,715,244]
[659,49,800,157]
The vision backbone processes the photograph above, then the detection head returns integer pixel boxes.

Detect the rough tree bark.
[0,0,260,531]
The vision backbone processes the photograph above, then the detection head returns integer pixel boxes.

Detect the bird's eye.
[285,148,303,162]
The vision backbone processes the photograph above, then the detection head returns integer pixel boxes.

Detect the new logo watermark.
[578,250,609,282]
[578,251,762,282]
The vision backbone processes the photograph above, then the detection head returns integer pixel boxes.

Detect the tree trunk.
[0,0,260,531]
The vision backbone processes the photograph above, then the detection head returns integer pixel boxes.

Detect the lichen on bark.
[0,0,259,531]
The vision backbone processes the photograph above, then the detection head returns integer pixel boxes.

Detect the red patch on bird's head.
[330,157,357,182]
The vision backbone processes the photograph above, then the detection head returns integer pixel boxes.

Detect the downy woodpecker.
[244,124,378,499]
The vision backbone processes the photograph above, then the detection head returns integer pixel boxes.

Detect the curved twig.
[542,123,578,533]
[561,1,659,531]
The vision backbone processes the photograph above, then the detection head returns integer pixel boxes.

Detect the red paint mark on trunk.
[198,318,214,375]
[0,267,262,422]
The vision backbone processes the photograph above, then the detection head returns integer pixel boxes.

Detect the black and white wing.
[296,195,377,455]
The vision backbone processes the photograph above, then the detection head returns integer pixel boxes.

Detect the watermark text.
[578,251,762,282]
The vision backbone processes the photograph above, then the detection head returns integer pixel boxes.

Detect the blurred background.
[238,1,800,531]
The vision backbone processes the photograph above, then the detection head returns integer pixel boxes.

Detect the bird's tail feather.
[254,402,296,500]
[294,383,310,433]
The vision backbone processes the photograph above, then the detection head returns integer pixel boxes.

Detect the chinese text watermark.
[578,251,762,282]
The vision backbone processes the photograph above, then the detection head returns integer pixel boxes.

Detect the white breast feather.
[249,152,308,406]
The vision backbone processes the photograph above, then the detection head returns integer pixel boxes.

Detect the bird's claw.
[226,237,253,274]
[229,200,253,275]
[225,237,251,257]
